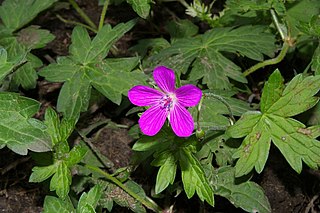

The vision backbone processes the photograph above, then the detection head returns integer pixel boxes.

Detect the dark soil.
[1,0,320,212]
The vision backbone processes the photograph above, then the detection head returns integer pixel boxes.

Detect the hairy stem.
[242,9,292,76]
[243,42,290,76]
[85,165,163,212]
[99,0,110,30]
[68,0,97,30]
[56,15,98,33]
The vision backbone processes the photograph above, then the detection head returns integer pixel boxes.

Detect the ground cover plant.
[0,0,319,212]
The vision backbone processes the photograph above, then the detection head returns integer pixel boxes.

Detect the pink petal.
[139,105,168,136]
[175,85,202,107]
[153,66,175,93]
[169,104,194,137]
[128,85,163,106]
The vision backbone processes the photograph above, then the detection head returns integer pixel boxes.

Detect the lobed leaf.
[0,0,57,31]
[154,25,276,89]
[227,70,320,176]
[0,93,51,155]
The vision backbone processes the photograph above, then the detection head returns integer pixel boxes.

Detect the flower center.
[159,94,175,111]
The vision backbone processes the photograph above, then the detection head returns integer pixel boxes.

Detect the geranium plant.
[0,0,319,212]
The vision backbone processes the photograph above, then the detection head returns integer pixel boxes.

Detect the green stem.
[99,0,109,31]
[242,9,292,76]
[243,42,290,76]
[85,165,163,212]
[68,0,97,30]
[270,9,286,40]
[56,15,98,33]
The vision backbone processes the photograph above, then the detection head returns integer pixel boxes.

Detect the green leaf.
[0,47,14,81]
[29,164,57,183]
[56,71,91,121]
[11,53,42,90]
[285,0,320,37]
[39,20,140,120]
[89,57,145,104]
[212,166,271,213]
[65,144,88,167]
[155,152,177,194]
[0,0,57,31]
[154,25,276,89]
[179,148,214,206]
[77,185,102,212]
[50,161,72,199]
[17,25,55,49]
[126,0,150,19]
[39,57,78,82]
[0,93,51,155]
[84,20,137,63]
[43,196,75,213]
[264,72,320,117]
[227,70,320,176]
[190,90,251,130]
[69,26,92,63]
[166,19,199,39]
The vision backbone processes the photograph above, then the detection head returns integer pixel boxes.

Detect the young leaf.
[155,152,177,194]
[0,0,57,31]
[179,148,214,206]
[50,161,72,199]
[227,69,320,176]
[29,164,57,183]
[126,0,150,19]
[153,25,276,89]
[43,196,75,213]
[65,144,88,167]
[0,93,51,155]
[211,166,271,213]
[77,185,102,213]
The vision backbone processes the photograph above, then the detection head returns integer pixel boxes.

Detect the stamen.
[160,94,174,110]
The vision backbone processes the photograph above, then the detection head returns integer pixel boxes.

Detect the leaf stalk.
[99,0,110,31]
[68,0,97,30]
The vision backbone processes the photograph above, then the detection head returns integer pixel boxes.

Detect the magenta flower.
[128,66,202,137]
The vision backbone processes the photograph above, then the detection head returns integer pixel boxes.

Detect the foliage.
[0,0,319,212]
